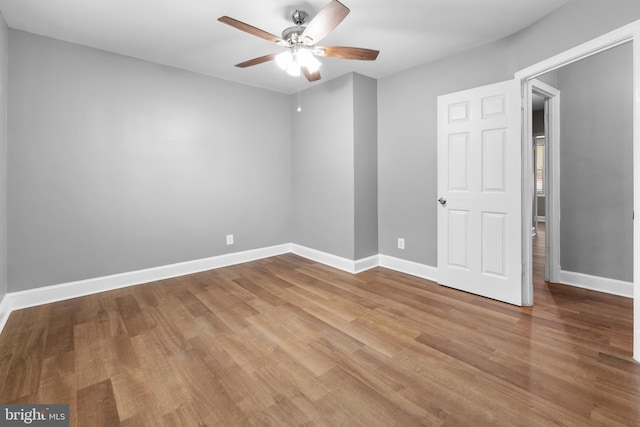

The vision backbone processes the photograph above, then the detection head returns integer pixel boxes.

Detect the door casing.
[529,79,560,285]
[515,20,640,362]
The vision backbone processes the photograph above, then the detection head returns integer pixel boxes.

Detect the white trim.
[515,21,638,81]
[289,244,378,274]
[559,270,633,298]
[0,243,429,336]
[0,294,10,337]
[522,78,561,306]
[521,79,535,306]
[0,243,384,337]
[290,244,355,272]
[378,254,438,282]
[633,19,640,363]
[0,243,633,346]
[530,79,561,284]
[354,255,380,273]
[536,217,546,223]
[3,244,290,314]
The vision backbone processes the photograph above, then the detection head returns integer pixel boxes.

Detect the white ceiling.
[0,0,571,94]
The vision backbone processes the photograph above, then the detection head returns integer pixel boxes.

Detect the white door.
[437,79,523,306]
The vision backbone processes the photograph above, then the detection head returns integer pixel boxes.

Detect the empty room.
[0,0,640,425]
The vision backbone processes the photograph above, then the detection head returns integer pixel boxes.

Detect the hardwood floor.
[1,226,638,426]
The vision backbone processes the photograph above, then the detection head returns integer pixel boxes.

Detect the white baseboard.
[354,255,380,273]
[290,244,378,274]
[0,243,389,336]
[2,244,632,339]
[2,244,291,316]
[378,254,438,282]
[559,270,633,298]
[0,294,10,337]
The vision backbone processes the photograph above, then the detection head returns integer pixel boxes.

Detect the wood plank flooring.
[1,225,638,426]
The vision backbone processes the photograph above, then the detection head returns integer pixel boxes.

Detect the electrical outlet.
[397,238,405,250]
[226,234,234,245]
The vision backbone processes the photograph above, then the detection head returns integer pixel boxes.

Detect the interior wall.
[533,110,545,135]
[556,43,633,282]
[0,14,7,303]
[353,74,378,259]
[377,0,640,267]
[291,72,378,261]
[378,53,507,265]
[536,70,559,89]
[7,30,292,292]
[291,74,355,259]
[5,0,640,293]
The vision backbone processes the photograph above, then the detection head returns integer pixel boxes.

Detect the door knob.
[438,197,447,206]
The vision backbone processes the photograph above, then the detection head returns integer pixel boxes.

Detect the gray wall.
[353,74,378,259]
[377,0,640,267]
[8,31,292,292]
[5,0,640,293]
[378,48,506,265]
[291,72,378,261]
[291,74,355,259]
[0,14,7,303]
[533,110,545,135]
[537,197,546,219]
[557,43,633,281]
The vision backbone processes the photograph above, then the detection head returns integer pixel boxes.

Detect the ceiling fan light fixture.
[286,61,301,77]
[220,1,378,83]
[275,51,293,70]
[296,48,321,73]
[277,48,320,77]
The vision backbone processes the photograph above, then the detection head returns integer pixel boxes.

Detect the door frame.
[515,20,640,362]
[529,79,560,284]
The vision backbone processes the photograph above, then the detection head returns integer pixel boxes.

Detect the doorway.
[529,80,560,284]
[516,20,640,362]
[532,93,545,236]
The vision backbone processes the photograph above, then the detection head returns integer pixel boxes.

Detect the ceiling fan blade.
[315,46,379,61]
[302,67,322,82]
[218,16,284,44]
[235,53,277,68]
[300,0,350,46]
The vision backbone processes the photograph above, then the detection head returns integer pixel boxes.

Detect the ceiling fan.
[218,0,379,82]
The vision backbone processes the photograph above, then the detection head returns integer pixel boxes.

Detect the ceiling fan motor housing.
[282,25,306,45]
[291,10,307,26]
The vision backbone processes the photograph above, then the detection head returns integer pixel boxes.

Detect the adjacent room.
[0,0,639,425]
